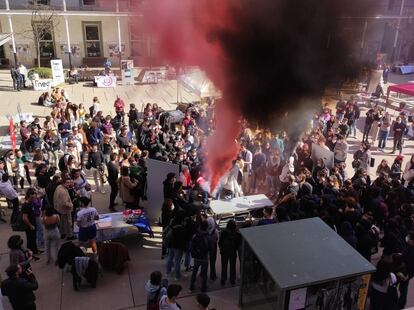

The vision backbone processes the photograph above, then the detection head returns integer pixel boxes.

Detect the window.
[82,0,96,5]
[129,0,144,10]
[83,22,102,57]
[34,22,55,58]
[33,0,50,5]
[129,19,146,57]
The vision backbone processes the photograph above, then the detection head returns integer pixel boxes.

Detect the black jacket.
[403,245,414,278]
[2,274,38,309]
[107,161,119,183]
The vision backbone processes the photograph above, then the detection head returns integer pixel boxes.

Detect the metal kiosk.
[239,218,376,310]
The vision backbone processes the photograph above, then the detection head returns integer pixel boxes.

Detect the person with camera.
[1,264,38,310]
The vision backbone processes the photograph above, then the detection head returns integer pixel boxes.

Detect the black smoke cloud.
[208,0,370,144]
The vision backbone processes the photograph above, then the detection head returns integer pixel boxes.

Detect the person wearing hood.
[145,270,167,309]
[159,284,182,310]
[206,217,219,281]
[340,221,357,249]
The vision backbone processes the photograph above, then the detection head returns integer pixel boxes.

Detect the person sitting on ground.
[196,293,216,310]
[159,284,182,310]
[145,270,168,309]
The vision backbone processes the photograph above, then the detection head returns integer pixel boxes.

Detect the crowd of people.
[1,81,414,309]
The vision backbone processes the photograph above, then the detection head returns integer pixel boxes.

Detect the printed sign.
[121,59,134,85]
[33,79,53,91]
[50,59,64,86]
[95,76,117,88]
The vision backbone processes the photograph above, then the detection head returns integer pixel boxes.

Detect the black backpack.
[190,232,208,259]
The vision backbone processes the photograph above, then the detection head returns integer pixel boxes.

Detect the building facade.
[0,0,157,68]
[1,0,414,69]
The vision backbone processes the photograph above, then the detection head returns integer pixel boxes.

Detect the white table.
[74,212,137,242]
[209,194,273,216]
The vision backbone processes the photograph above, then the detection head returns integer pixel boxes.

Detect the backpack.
[162,223,181,248]
[190,232,208,259]
[147,287,161,310]
[11,210,28,232]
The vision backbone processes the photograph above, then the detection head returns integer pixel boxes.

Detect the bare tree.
[20,1,60,67]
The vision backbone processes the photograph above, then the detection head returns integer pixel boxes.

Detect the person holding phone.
[2,264,38,310]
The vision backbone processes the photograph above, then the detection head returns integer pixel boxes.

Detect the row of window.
[31,0,144,9]
[37,21,146,58]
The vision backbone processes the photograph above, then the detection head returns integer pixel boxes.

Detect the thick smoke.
[142,0,369,191]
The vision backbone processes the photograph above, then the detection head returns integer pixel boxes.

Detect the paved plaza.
[0,69,414,309]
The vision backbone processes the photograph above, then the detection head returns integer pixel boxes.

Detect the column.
[5,0,17,65]
[62,0,72,68]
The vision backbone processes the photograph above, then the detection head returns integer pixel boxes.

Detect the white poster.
[95,76,117,88]
[145,159,180,221]
[59,43,81,58]
[108,42,126,57]
[311,143,334,169]
[50,59,64,86]
[33,79,53,91]
[121,59,134,85]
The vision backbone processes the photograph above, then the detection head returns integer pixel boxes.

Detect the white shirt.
[77,207,98,228]
[93,102,102,117]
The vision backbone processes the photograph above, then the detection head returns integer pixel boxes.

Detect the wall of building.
[0,14,130,67]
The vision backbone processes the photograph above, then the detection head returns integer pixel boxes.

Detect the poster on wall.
[59,43,81,57]
[10,44,32,57]
[108,43,126,57]
[50,59,64,86]
[121,59,134,85]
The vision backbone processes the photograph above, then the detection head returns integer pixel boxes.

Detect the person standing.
[107,153,119,211]
[118,166,139,209]
[10,67,21,91]
[334,135,348,164]
[383,65,390,84]
[378,112,391,152]
[362,107,378,143]
[41,208,60,265]
[76,197,99,255]
[399,231,414,309]
[392,116,407,154]
[18,63,27,88]
[2,264,38,310]
[21,188,41,256]
[87,144,105,194]
[206,217,218,281]
[0,173,19,224]
[189,220,210,293]
[219,220,241,286]
[53,178,74,240]
[159,284,182,310]
[239,143,252,194]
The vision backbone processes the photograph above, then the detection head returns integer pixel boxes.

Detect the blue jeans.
[166,248,183,279]
[378,130,389,149]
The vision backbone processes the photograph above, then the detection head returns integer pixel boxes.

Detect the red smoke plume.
[144,0,241,192]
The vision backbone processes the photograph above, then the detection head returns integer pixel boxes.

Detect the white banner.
[95,76,117,88]
[33,79,53,91]
[50,59,64,86]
